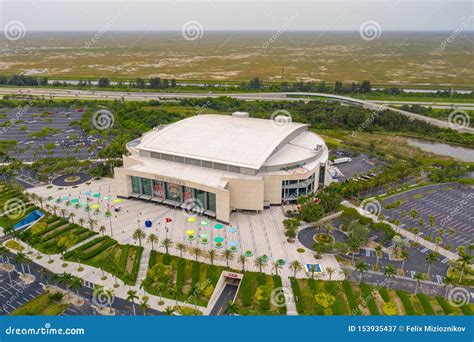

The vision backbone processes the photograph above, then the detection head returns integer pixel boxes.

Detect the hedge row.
[416,293,435,315]
[396,290,416,315]
[273,276,287,315]
[360,283,380,315]
[342,280,359,314]
[290,277,304,313]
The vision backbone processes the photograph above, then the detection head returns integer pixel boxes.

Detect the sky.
[0,0,473,32]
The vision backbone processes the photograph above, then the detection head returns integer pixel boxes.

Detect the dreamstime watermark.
[270,287,293,308]
[5,323,85,336]
[262,12,300,49]
[91,109,115,130]
[270,109,292,130]
[3,21,26,41]
[2,198,26,220]
[83,11,123,48]
[0,100,34,135]
[359,21,382,41]
[351,105,388,137]
[351,280,386,315]
[184,278,212,305]
[360,198,382,216]
[447,286,471,308]
[438,15,474,51]
[440,192,473,227]
[181,197,205,218]
[1,281,32,314]
[447,109,470,129]
[194,100,212,116]
[91,287,114,308]
[181,21,204,41]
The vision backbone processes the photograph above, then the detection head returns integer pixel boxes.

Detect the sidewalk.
[342,201,459,261]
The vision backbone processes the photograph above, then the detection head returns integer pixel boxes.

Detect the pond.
[408,138,474,162]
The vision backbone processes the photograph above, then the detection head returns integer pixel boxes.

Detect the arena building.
[114,112,331,222]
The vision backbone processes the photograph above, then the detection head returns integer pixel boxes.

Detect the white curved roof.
[136,114,309,170]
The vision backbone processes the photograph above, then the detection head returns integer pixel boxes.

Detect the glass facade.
[129,176,217,212]
[281,174,315,202]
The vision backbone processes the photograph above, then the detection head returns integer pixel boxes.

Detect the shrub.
[382,302,398,315]
[314,292,335,308]
[396,290,416,315]
[416,293,435,315]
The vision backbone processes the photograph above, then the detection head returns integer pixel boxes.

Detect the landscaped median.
[144,250,287,315]
[64,236,143,285]
[290,278,473,316]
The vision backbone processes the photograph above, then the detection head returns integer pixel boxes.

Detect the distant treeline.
[1,74,470,97]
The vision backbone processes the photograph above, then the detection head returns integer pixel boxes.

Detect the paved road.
[0,235,162,316]
[209,284,238,316]
[1,88,472,133]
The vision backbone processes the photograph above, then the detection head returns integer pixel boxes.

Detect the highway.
[0,88,472,133]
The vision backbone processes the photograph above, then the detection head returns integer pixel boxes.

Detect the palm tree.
[442,275,455,298]
[237,255,247,271]
[160,238,173,254]
[374,245,383,271]
[60,208,67,219]
[400,249,410,274]
[289,260,303,278]
[326,267,335,281]
[224,301,239,315]
[191,247,202,262]
[254,256,267,273]
[139,279,147,295]
[208,249,217,265]
[349,240,360,266]
[410,209,418,219]
[133,228,146,246]
[272,261,282,276]
[126,290,139,316]
[384,264,396,289]
[413,272,423,294]
[70,276,83,303]
[69,212,76,224]
[434,237,443,252]
[355,261,368,284]
[175,243,186,258]
[52,205,59,216]
[99,225,107,236]
[14,252,30,274]
[78,217,86,227]
[58,272,72,294]
[88,218,97,231]
[425,252,439,277]
[222,249,234,267]
[164,306,175,315]
[139,296,149,315]
[457,253,472,282]
[147,234,158,250]
[309,264,318,279]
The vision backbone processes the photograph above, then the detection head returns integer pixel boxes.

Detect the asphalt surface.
[1,88,472,133]
[52,172,91,186]
[209,284,238,316]
[0,106,106,163]
[381,183,473,250]
[0,235,162,316]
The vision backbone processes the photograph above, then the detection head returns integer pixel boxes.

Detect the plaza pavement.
[22,177,342,315]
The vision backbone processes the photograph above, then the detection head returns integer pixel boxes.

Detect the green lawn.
[291,278,474,316]
[64,236,143,285]
[145,250,286,314]
[10,292,69,316]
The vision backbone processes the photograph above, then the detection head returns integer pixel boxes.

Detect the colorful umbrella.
[261,255,269,262]
[84,191,90,195]
[244,250,253,257]
[200,233,209,239]
[93,193,100,198]
[187,217,196,223]
[214,223,224,230]
[62,196,69,201]
[70,198,79,203]
[186,229,195,235]
[277,258,286,266]
[228,226,237,233]
[91,204,100,209]
[229,241,239,247]
[200,220,209,226]
[145,220,152,228]
[103,196,110,200]
[113,199,122,203]
[214,237,224,243]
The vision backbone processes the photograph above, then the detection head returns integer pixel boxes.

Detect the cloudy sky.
[0,0,472,31]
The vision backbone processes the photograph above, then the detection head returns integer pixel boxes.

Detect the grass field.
[64,236,143,285]
[291,279,473,316]
[10,291,69,316]
[2,31,473,87]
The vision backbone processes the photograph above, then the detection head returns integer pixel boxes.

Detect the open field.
[1,31,473,87]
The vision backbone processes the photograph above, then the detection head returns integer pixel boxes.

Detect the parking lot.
[332,152,380,182]
[0,107,105,162]
[382,183,474,250]
[0,268,44,315]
